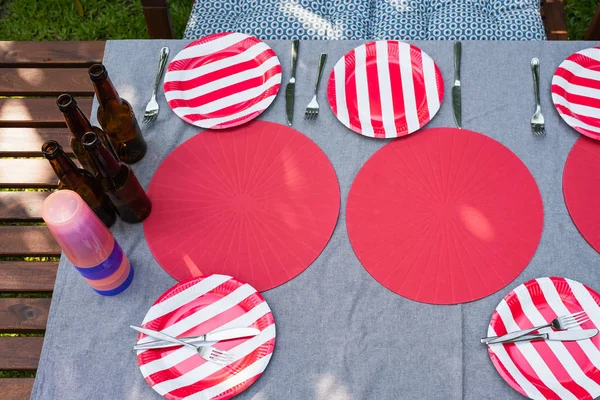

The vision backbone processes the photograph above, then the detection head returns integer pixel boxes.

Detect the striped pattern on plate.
[164,32,282,129]
[488,277,600,400]
[136,274,275,400]
[327,40,444,138]
[552,46,600,140]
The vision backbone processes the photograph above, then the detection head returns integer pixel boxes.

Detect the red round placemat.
[144,121,340,291]
[563,136,600,253]
[346,128,544,304]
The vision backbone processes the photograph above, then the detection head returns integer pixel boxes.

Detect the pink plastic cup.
[41,190,133,295]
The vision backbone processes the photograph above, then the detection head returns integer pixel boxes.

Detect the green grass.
[0,0,193,40]
[565,0,599,40]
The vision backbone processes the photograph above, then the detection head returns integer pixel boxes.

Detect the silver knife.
[452,41,462,129]
[285,39,300,126]
[133,327,260,350]
[134,340,216,351]
[486,329,598,345]
[131,325,197,351]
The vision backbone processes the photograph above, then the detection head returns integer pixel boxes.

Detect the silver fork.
[197,345,236,366]
[138,343,234,365]
[481,311,589,344]
[530,57,545,136]
[131,325,234,365]
[304,53,327,120]
[143,46,170,124]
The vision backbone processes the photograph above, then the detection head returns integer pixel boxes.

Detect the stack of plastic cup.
[41,189,133,296]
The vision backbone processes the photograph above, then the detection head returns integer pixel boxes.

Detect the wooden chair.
[542,0,569,40]
[141,0,174,39]
[0,41,105,400]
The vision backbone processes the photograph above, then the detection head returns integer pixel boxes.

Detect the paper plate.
[164,32,281,129]
[552,46,600,140]
[488,277,600,400]
[136,274,276,400]
[144,121,340,291]
[346,128,543,304]
[327,40,443,138]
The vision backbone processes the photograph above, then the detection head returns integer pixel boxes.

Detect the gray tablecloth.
[31,40,600,400]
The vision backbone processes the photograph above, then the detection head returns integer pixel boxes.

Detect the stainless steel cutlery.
[131,325,240,365]
[133,327,260,350]
[482,312,590,345]
[285,40,299,126]
[143,46,170,124]
[503,329,598,344]
[304,53,327,120]
[530,57,546,136]
[452,42,462,129]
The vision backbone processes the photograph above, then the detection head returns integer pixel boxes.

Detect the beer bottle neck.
[93,77,122,106]
[86,140,123,181]
[43,146,81,184]
[62,104,94,140]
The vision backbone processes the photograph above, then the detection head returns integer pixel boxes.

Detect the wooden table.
[0,41,105,400]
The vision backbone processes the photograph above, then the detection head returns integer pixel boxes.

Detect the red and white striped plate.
[552,46,600,140]
[136,274,276,400]
[488,277,600,400]
[327,40,444,138]
[164,32,282,129]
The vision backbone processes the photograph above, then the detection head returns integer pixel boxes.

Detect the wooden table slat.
[0,159,58,188]
[0,262,57,292]
[0,226,60,257]
[0,298,50,333]
[0,191,53,222]
[0,41,104,67]
[0,98,92,127]
[0,127,72,157]
[0,40,107,384]
[0,68,94,96]
[0,337,43,370]
[0,378,34,400]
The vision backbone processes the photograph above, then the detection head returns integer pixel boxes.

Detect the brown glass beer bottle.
[88,64,147,164]
[42,140,116,228]
[56,93,118,174]
[82,132,151,223]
